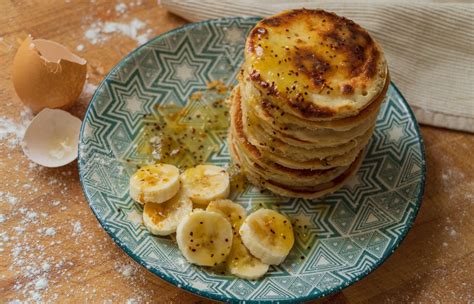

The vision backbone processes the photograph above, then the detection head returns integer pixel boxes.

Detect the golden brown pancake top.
[245,9,385,118]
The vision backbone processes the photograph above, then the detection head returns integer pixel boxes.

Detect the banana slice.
[129,163,180,204]
[239,208,294,265]
[207,199,246,234]
[176,209,233,266]
[180,165,230,205]
[207,199,269,279]
[227,237,269,280]
[143,191,192,236]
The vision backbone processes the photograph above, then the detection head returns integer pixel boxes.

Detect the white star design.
[224,27,243,44]
[191,280,209,291]
[83,123,92,139]
[124,95,143,114]
[294,213,312,227]
[388,125,404,142]
[174,62,195,82]
[345,174,362,190]
[126,209,142,226]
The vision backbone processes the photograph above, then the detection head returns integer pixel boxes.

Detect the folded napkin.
[161,0,474,133]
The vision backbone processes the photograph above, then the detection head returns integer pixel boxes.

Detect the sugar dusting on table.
[0,108,157,303]
[0,108,32,148]
[84,19,152,46]
[2,184,157,302]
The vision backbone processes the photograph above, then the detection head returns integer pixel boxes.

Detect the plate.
[78,17,426,303]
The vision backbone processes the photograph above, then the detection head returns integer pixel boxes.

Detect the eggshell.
[22,109,82,168]
[12,36,87,113]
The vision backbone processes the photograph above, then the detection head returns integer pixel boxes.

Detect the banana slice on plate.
[239,208,294,265]
[143,191,192,236]
[227,238,269,280]
[207,199,246,233]
[176,209,233,266]
[130,163,180,204]
[180,165,230,205]
[207,199,269,279]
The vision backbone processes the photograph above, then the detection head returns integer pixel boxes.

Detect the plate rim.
[78,17,426,303]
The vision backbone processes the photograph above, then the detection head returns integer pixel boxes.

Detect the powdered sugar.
[114,262,137,278]
[0,108,32,148]
[1,192,18,205]
[44,228,56,236]
[84,19,151,46]
[115,3,127,14]
[73,221,83,235]
[34,277,48,290]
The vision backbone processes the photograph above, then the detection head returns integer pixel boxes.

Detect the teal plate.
[78,17,426,303]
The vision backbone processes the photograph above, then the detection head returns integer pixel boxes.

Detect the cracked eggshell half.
[22,109,82,167]
[12,35,87,113]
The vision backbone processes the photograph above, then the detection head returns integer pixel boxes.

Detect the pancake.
[244,9,388,120]
[243,96,377,145]
[245,113,374,162]
[231,86,372,168]
[248,152,363,199]
[227,9,387,199]
[239,72,389,131]
[229,129,364,199]
[228,131,348,188]
[228,90,351,185]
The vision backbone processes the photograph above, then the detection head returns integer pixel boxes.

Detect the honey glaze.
[136,81,232,170]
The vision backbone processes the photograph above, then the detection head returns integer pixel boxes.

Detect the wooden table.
[1,1,472,302]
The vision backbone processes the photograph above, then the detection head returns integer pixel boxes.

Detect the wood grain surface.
[0,1,472,303]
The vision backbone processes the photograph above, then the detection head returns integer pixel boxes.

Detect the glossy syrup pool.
[131,81,248,193]
[136,82,230,167]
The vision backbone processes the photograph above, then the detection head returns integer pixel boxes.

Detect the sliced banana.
[180,165,230,205]
[143,191,192,236]
[129,163,180,204]
[176,209,233,266]
[239,208,294,265]
[207,199,269,279]
[207,199,246,234]
[227,237,269,280]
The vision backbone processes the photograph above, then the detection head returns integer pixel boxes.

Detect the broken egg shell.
[12,36,87,113]
[22,108,82,168]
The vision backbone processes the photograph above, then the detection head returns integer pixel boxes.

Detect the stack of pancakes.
[228,9,389,199]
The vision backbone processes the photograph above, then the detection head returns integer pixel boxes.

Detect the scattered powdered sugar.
[438,153,474,206]
[114,262,137,278]
[25,211,38,224]
[0,36,151,304]
[44,228,56,236]
[73,221,83,235]
[448,228,457,237]
[84,18,151,46]
[41,262,51,272]
[2,192,19,205]
[34,277,48,290]
[0,108,32,148]
[115,3,127,14]
[441,169,465,184]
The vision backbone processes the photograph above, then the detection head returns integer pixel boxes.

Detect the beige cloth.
[161,0,474,133]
